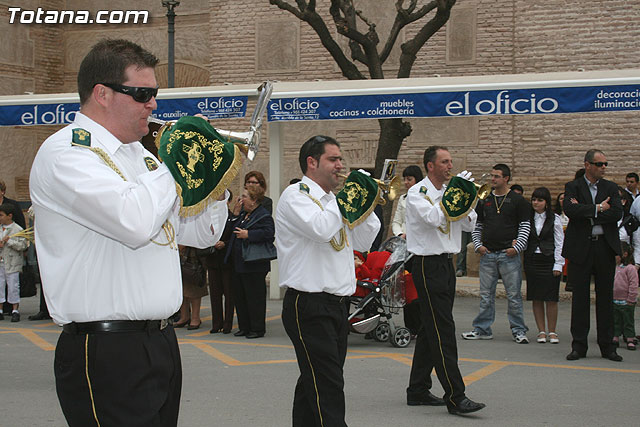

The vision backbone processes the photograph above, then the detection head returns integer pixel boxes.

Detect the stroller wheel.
[391,327,411,348]
[374,323,390,342]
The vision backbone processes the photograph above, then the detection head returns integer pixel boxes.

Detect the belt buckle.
[160,319,169,330]
[589,235,600,241]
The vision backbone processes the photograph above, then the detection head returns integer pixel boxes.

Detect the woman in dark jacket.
[225,185,274,338]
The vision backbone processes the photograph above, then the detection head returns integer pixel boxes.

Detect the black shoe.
[566,350,585,361]
[186,322,201,330]
[246,332,264,339]
[28,311,51,321]
[601,351,623,362]
[447,398,486,415]
[407,391,446,406]
[11,312,20,322]
[234,330,247,337]
[0,313,4,320]
[222,329,231,334]
[210,328,222,334]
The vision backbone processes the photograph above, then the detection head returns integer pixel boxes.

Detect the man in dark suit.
[562,149,623,362]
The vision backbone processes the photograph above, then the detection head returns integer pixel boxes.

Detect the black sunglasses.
[589,161,608,167]
[98,83,158,103]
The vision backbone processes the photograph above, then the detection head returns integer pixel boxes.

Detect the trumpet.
[474,173,492,200]
[337,172,403,206]
[143,81,273,161]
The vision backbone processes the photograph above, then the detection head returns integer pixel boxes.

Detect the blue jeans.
[472,251,528,336]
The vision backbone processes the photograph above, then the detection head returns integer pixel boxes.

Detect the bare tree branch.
[398,0,456,78]
[381,1,438,63]
[271,0,365,79]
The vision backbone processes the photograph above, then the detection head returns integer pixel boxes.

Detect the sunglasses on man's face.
[98,83,159,103]
[589,161,608,167]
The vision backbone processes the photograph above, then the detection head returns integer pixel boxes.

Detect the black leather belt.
[287,288,346,303]
[421,253,454,259]
[62,319,171,334]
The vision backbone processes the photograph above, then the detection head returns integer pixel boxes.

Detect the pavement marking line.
[180,338,293,349]
[460,357,640,374]
[18,330,55,351]
[462,362,508,385]
[191,342,242,365]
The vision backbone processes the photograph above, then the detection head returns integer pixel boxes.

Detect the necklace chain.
[493,191,509,214]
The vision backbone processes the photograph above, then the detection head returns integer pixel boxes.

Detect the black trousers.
[208,265,234,332]
[282,288,349,427]
[234,271,267,334]
[55,325,182,427]
[568,238,616,355]
[408,254,466,406]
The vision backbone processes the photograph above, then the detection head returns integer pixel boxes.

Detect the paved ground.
[2,284,639,427]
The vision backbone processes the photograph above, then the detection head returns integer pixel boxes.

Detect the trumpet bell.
[475,182,491,200]
[385,175,403,202]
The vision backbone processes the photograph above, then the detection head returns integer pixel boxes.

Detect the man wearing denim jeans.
[462,164,531,343]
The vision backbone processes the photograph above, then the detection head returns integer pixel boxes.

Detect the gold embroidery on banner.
[176,163,204,190]
[338,182,369,213]
[443,187,470,213]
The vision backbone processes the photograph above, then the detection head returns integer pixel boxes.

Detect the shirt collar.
[301,175,334,200]
[73,112,144,157]
[583,174,599,187]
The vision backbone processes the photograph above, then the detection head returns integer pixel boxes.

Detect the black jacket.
[561,177,622,263]
[225,204,274,273]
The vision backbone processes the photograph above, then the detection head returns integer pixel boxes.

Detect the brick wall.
[0,0,638,202]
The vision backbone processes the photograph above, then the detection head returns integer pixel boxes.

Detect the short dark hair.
[244,171,267,190]
[531,187,553,216]
[422,146,448,171]
[0,203,14,216]
[492,163,511,182]
[574,168,585,179]
[620,242,634,266]
[626,172,639,182]
[584,149,604,163]
[77,39,159,105]
[402,165,424,182]
[510,184,524,194]
[299,135,339,174]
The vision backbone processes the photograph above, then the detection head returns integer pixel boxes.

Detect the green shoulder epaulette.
[419,186,427,195]
[71,128,91,147]
[299,183,310,194]
[144,156,159,171]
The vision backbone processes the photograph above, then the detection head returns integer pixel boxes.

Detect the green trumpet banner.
[441,176,478,221]
[156,116,241,217]
[336,170,381,229]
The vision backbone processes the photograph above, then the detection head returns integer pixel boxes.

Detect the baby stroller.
[348,236,413,348]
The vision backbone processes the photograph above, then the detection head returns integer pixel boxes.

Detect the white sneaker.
[461,330,493,340]
[514,332,529,344]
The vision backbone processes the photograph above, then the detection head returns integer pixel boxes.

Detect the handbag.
[242,240,277,262]
[180,248,207,287]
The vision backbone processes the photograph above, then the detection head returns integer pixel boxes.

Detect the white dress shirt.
[30,112,228,325]
[406,177,477,256]
[275,176,380,296]
[532,212,565,272]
